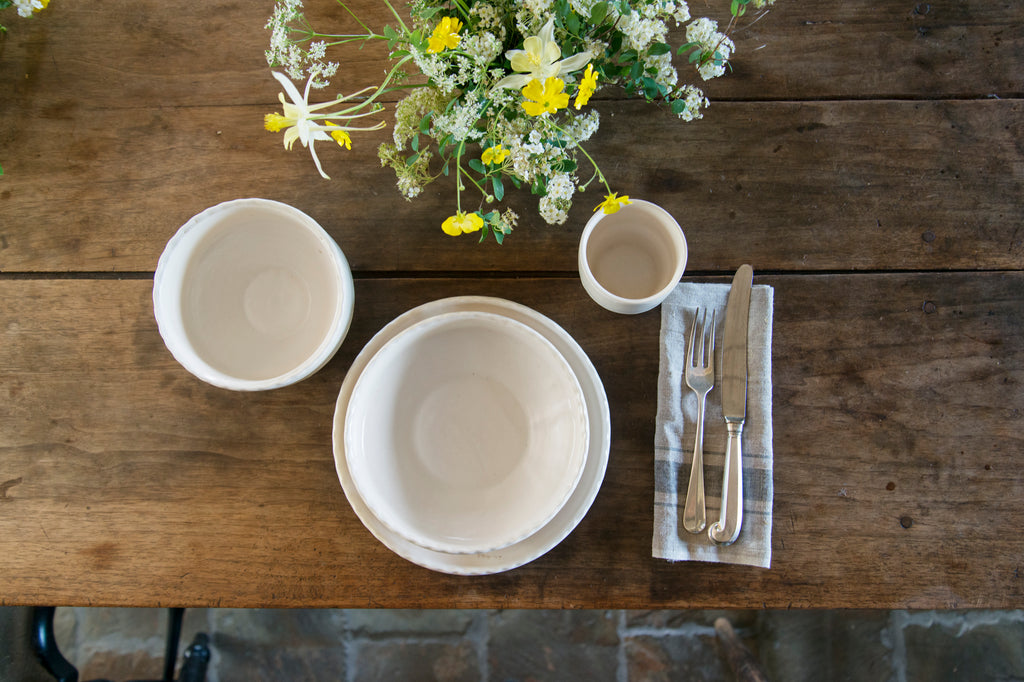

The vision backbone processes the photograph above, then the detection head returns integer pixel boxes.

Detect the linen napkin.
[653,281,774,568]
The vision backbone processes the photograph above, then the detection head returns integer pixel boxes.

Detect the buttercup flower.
[574,64,597,110]
[264,0,777,242]
[495,18,591,89]
[482,145,510,166]
[521,77,570,117]
[595,192,631,214]
[427,16,463,54]
[442,211,484,236]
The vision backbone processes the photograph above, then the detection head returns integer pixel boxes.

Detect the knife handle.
[709,420,744,545]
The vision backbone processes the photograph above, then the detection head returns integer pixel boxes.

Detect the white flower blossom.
[14,0,47,17]
[686,17,734,80]
[675,85,708,121]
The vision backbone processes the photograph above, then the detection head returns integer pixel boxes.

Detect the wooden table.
[1,0,1021,610]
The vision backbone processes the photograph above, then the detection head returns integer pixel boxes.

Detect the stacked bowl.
[333,297,611,575]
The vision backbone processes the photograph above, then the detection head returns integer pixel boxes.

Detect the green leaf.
[590,2,608,25]
[442,162,450,176]
[468,158,486,174]
[405,151,421,167]
[491,176,505,201]
[642,77,661,99]
[419,112,432,135]
[410,135,419,152]
[671,99,686,115]
[648,42,671,56]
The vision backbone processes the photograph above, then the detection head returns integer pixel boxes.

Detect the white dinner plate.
[332,296,610,575]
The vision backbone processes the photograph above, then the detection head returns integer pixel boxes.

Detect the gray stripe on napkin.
[652,281,774,568]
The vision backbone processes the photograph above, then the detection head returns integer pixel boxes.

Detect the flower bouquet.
[265,0,774,242]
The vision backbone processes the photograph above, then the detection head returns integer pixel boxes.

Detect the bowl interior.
[155,199,352,389]
[344,310,589,554]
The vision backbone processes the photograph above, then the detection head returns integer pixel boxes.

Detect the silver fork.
[683,308,715,534]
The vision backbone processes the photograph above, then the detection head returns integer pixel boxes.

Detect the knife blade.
[709,264,752,545]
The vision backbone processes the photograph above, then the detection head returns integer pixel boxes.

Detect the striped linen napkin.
[653,281,775,568]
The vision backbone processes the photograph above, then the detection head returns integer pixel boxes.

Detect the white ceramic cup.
[153,198,354,391]
[578,199,687,314]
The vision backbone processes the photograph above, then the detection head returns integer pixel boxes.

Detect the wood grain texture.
[0,275,1020,609]
[1,0,1022,610]
[0,0,1020,106]
[1,99,1020,273]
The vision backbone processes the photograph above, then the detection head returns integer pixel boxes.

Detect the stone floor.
[3,607,1023,681]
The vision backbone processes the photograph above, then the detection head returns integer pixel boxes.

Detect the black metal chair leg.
[31,606,79,682]
[176,633,210,682]
[161,608,185,682]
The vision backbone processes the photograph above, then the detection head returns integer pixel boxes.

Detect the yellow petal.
[442,215,463,236]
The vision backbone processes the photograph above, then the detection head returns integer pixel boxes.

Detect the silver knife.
[709,264,752,545]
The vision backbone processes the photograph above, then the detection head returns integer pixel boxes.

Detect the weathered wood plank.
[0,274,1020,608]
[1,99,1020,273]
[0,0,1020,107]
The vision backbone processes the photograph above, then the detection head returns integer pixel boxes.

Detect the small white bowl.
[578,199,687,314]
[344,310,590,555]
[154,198,354,391]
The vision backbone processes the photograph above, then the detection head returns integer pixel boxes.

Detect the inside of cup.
[585,203,685,300]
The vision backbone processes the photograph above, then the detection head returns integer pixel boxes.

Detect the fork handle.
[682,394,707,533]
[709,419,744,545]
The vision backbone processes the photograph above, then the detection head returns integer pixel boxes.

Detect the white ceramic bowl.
[344,310,590,555]
[153,198,354,391]
[578,199,687,314]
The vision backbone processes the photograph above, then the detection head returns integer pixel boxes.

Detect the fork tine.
[707,309,716,369]
[687,307,698,367]
[695,308,705,367]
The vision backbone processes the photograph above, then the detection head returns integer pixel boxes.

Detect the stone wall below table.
[2,607,1022,681]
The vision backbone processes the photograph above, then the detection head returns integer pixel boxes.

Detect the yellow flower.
[442,211,484,236]
[595,192,631,214]
[481,145,509,166]
[427,16,463,53]
[574,64,598,110]
[521,77,570,117]
[495,18,592,90]
[263,113,291,133]
[324,122,352,150]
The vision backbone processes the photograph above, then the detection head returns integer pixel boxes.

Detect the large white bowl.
[344,310,590,555]
[154,198,354,391]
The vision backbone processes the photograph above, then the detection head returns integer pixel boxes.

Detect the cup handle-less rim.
[578,199,687,315]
